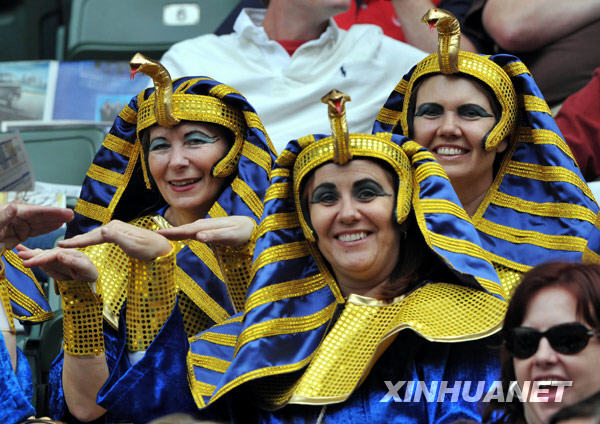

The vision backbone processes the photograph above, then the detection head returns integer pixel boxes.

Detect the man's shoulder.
[341,24,427,61]
[166,32,238,54]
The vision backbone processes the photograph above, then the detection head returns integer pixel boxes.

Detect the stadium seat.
[23,309,63,415]
[0,0,63,60]
[2,125,105,186]
[63,0,240,60]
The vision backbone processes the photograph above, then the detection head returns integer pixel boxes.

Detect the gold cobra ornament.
[130,52,180,127]
[422,8,461,74]
[321,89,352,165]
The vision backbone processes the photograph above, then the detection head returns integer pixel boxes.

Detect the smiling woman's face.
[305,159,400,295]
[514,287,600,424]
[148,122,229,225]
[412,74,506,195]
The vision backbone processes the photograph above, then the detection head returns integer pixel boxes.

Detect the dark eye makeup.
[149,138,170,152]
[185,131,219,144]
[310,183,339,204]
[414,103,443,117]
[352,179,392,201]
[457,104,493,118]
[310,179,391,204]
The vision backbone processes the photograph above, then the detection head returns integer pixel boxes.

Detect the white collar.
[233,8,341,47]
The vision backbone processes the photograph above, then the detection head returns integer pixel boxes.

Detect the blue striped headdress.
[66,55,276,323]
[373,10,600,292]
[1,249,52,325]
[188,90,506,409]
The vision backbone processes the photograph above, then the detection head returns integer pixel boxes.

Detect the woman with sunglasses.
[373,9,600,296]
[486,262,600,424]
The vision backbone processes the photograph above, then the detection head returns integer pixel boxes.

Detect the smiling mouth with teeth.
[435,147,468,155]
[170,178,201,187]
[338,232,368,242]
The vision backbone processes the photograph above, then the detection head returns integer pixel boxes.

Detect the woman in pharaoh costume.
[373,8,600,295]
[19,54,276,423]
[184,89,507,422]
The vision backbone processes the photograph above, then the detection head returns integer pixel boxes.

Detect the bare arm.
[0,326,17,372]
[157,215,255,246]
[482,0,600,51]
[62,354,109,421]
[391,0,477,52]
[19,247,108,421]
[58,220,172,261]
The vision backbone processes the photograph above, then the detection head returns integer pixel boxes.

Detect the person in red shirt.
[334,0,476,51]
[555,68,600,182]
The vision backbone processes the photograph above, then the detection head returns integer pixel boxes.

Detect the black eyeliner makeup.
[414,103,443,117]
[457,104,493,117]
[310,183,338,204]
[352,179,392,198]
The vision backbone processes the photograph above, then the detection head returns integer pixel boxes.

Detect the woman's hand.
[157,216,255,247]
[0,203,73,249]
[58,220,172,261]
[17,245,99,282]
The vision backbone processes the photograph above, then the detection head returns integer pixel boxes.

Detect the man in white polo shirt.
[160,0,426,153]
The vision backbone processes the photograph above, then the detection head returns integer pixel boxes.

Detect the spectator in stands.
[484,262,600,424]
[0,203,73,423]
[334,0,477,52]
[187,89,506,422]
[160,0,426,153]
[461,0,600,108]
[554,67,600,182]
[373,8,600,295]
[18,55,275,423]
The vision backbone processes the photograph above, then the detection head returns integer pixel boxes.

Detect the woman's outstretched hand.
[0,203,74,249]
[57,220,172,261]
[157,216,255,247]
[17,245,99,282]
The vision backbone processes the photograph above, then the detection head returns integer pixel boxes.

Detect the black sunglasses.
[504,322,600,359]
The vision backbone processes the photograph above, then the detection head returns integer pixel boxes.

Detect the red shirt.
[334,0,441,42]
[555,68,600,181]
[276,39,308,56]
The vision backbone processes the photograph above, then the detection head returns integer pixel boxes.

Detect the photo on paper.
[0,61,57,122]
[53,61,148,123]
[0,132,34,191]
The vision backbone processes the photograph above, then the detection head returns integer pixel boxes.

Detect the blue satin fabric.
[223,332,501,424]
[188,134,506,415]
[0,332,35,424]
[2,250,52,321]
[49,303,209,423]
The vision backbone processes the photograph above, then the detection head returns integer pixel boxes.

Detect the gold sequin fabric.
[82,215,252,340]
[126,248,177,352]
[268,283,506,405]
[58,280,104,356]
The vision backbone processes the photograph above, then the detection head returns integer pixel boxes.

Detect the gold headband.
[400,9,518,151]
[128,53,247,186]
